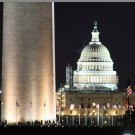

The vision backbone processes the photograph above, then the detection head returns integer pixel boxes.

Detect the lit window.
[93,103,96,108]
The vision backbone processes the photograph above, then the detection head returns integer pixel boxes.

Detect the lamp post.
[66,103,68,125]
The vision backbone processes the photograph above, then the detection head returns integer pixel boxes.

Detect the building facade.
[2,2,56,124]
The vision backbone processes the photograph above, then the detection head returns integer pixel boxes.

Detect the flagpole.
[128,98,129,133]
[16,99,17,125]
[122,102,123,119]
[66,104,68,125]
[108,102,110,125]
[44,103,45,125]
[96,102,99,126]
[130,106,131,126]
[91,104,92,126]
[85,107,87,126]
[108,106,109,126]
[98,108,99,126]
[79,108,80,125]
[30,99,31,124]
[119,102,120,120]
[102,104,103,126]
[73,110,74,126]
[45,105,46,123]
[126,74,132,134]
[45,100,46,121]
[91,112,92,126]
[59,102,60,124]
[112,105,113,126]
[45,99,46,122]
[2,102,3,124]
[30,100,32,123]
[44,100,46,125]
[119,103,120,126]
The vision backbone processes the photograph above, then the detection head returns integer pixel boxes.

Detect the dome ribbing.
[79,44,112,62]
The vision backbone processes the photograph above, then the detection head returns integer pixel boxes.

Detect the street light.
[62,112,64,116]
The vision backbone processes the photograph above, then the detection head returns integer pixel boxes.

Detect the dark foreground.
[0,125,134,135]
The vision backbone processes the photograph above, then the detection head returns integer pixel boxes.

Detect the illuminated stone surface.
[2,2,56,123]
[73,20,118,91]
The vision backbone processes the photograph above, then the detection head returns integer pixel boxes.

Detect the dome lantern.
[93,20,98,32]
[89,20,101,45]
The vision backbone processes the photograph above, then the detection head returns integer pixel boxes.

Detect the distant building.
[56,20,134,126]
[73,20,118,91]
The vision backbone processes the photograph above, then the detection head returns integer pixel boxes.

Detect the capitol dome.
[79,44,112,62]
[72,20,118,91]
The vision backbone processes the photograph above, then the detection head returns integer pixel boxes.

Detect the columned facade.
[56,91,135,126]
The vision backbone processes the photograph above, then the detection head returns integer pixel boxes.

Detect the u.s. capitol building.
[56,21,135,126]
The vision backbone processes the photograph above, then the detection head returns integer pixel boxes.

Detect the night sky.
[0,3,135,91]
[55,2,135,91]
